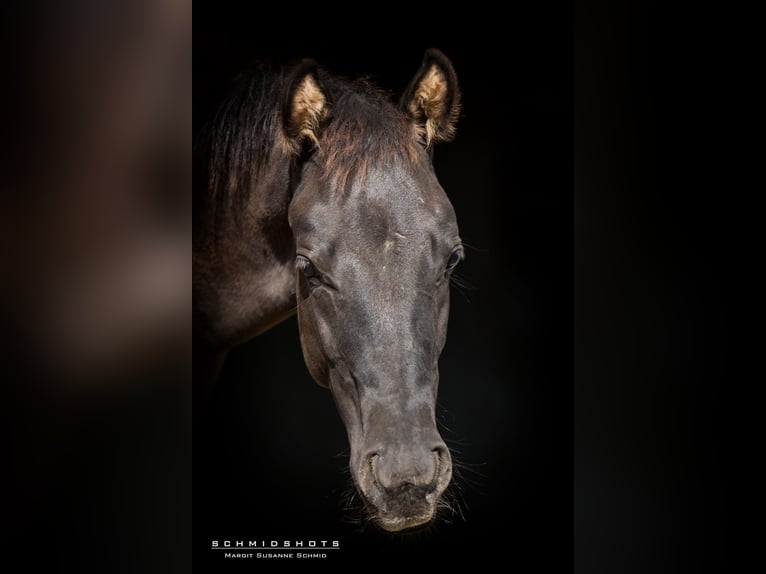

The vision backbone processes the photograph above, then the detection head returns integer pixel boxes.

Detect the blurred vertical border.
[575,1,727,572]
[1,1,191,571]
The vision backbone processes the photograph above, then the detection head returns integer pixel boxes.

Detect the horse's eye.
[299,257,315,276]
[297,256,322,287]
[446,248,463,271]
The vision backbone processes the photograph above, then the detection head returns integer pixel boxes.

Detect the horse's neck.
[194,155,297,349]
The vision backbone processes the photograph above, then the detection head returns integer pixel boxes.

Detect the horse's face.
[289,155,461,531]
[283,50,461,532]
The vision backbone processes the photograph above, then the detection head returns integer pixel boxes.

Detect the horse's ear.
[282,59,329,154]
[400,48,461,148]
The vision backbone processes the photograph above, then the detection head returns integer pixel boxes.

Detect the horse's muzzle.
[358,444,452,532]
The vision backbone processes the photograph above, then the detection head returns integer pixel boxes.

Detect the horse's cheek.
[297,303,331,388]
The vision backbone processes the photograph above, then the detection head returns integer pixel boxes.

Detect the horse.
[194,49,463,532]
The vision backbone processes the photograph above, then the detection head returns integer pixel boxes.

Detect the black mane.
[195,67,284,225]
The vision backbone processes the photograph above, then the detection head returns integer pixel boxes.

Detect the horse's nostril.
[365,452,380,487]
[431,450,441,483]
[431,445,452,486]
[433,445,449,464]
[433,445,448,459]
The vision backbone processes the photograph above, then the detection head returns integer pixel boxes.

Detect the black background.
[195,1,573,570]
[574,2,727,572]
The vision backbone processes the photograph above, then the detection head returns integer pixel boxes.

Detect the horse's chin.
[373,509,436,533]
[356,479,440,533]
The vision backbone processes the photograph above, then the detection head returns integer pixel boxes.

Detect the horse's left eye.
[446,248,463,270]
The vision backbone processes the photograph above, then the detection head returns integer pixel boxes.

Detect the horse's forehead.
[300,163,454,237]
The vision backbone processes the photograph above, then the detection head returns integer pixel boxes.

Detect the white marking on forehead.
[383,231,408,253]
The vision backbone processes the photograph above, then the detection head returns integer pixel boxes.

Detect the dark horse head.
[195,49,462,532]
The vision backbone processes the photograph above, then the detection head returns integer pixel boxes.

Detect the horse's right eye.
[297,256,322,288]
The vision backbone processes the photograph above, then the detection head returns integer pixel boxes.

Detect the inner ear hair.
[283,60,328,155]
[402,48,461,148]
[409,64,452,144]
